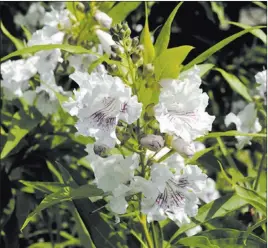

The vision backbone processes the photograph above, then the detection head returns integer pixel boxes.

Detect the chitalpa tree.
[0,2,266,247]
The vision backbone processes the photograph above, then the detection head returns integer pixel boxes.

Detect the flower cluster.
[5,2,264,228]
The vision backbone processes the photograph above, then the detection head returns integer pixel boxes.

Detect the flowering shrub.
[0,2,267,247]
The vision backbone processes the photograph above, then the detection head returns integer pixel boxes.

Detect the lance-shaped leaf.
[140,2,155,64]
[154,2,183,57]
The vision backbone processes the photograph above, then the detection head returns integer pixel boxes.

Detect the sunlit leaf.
[154,2,183,57]
[154,45,194,80]
[108,2,142,25]
[140,2,155,64]
[183,26,266,71]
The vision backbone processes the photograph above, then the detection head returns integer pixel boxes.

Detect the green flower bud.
[122,21,129,31]
[107,64,118,74]
[111,45,122,55]
[140,134,164,151]
[132,37,139,47]
[110,53,122,62]
[76,2,85,12]
[131,52,141,64]
[143,64,154,76]
[93,144,110,158]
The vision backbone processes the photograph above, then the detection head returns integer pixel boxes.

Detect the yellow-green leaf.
[140,2,155,63]
[215,68,252,102]
[154,2,183,57]
[154,45,194,80]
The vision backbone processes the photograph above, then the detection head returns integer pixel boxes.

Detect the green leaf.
[56,162,127,248]
[252,1,267,9]
[19,181,65,194]
[235,185,267,215]
[169,194,248,244]
[108,2,142,25]
[243,218,267,245]
[154,46,194,80]
[1,22,24,50]
[140,2,155,64]
[185,145,219,164]
[214,68,252,101]
[0,108,42,160]
[1,44,95,62]
[21,25,32,41]
[179,229,266,248]
[198,130,266,141]
[228,21,267,45]
[183,26,266,71]
[20,184,104,230]
[177,236,219,248]
[69,203,95,248]
[150,222,163,248]
[154,2,183,57]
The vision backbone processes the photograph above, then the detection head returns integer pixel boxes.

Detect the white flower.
[85,144,139,214]
[28,26,64,74]
[1,57,38,99]
[154,65,215,143]
[139,164,207,224]
[14,3,45,31]
[255,70,267,104]
[43,8,71,30]
[225,103,262,149]
[68,49,106,74]
[95,29,116,55]
[197,178,220,204]
[94,10,113,29]
[63,71,142,148]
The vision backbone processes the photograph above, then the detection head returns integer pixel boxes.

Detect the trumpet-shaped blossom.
[154,66,215,143]
[63,71,142,147]
[85,144,139,214]
[137,164,207,224]
[225,103,262,149]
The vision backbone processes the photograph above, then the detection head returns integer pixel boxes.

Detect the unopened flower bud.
[131,52,141,64]
[76,2,85,12]
[94,10,112,29]
[110,53,122,62]
[124,28,131,38]
[93,144,110,158]
[143,64,154,76]
[122,21,129,31]
[116,23,123,30]
[107,64,118,74]
[111,45,122,55]
[96,29,115,55]
[171,137,196,157]
[140,134,164,151]
[132,37,139,47]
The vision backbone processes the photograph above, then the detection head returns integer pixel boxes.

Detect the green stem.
[140,215,154,248]
[254,153,267,191]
